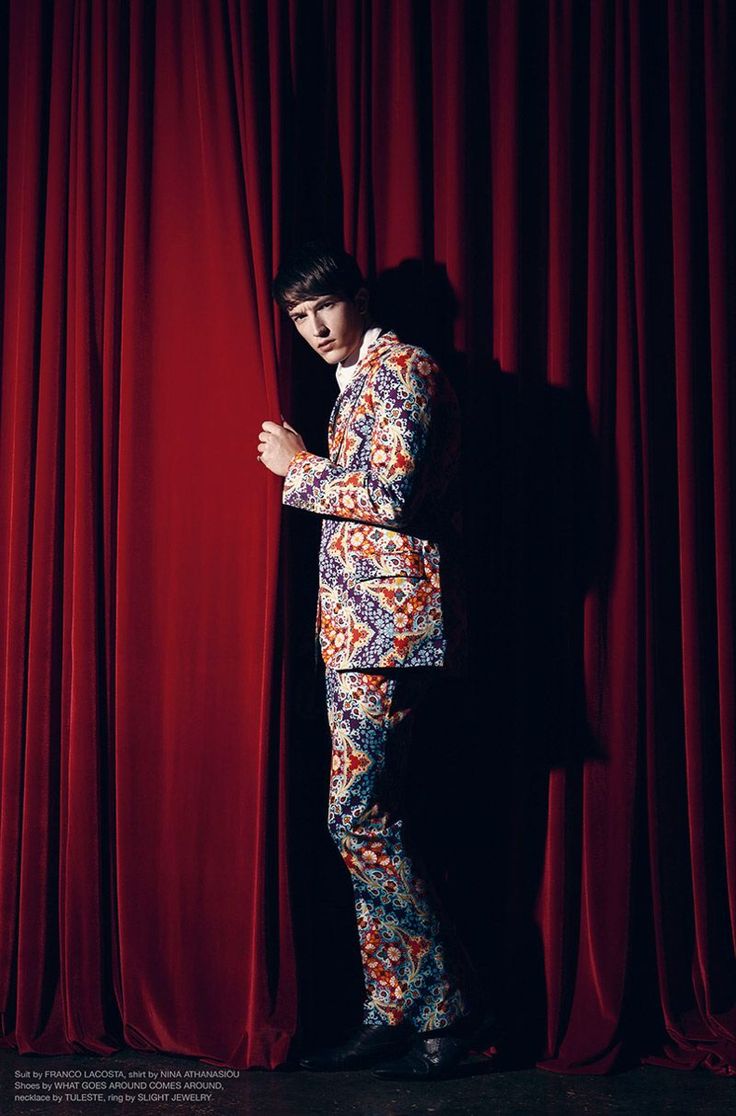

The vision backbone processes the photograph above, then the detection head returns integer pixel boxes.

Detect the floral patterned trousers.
[325,667,466,1031]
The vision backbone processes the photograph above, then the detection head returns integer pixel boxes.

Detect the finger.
[282,420,298,434]
[261,420,281,434]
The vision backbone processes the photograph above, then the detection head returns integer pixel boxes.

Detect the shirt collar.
[335,326,383,392]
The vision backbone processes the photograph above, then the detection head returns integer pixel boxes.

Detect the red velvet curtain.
[1,0,734,1075]
[0,0,294,1068]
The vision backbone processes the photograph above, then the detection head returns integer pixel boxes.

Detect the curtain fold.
[1,0,295,1068]
[0,0,734,1075]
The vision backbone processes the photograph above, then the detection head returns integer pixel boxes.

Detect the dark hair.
[272,241,365,309]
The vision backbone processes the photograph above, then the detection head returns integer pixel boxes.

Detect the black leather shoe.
[299,1023,411,1071]
[372,1031,469,1080]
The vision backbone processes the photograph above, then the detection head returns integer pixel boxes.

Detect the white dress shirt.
[335,326,383,393]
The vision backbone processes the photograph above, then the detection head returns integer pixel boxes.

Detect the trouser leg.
[325,667,466,1031]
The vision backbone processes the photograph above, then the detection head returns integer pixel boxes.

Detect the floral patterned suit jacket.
[282,330,465,672]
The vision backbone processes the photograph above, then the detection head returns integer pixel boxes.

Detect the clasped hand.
[258,419,306,477]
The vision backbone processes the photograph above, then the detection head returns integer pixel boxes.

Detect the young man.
[257,242,470,1079]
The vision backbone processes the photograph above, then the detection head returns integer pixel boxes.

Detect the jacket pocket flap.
[346,527,425,581]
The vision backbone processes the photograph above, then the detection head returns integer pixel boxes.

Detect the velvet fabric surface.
[0,0,734,1075]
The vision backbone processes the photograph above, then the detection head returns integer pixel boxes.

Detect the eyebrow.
[288,295,339,315]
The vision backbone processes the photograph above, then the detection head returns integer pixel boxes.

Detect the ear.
[354,287,369,317]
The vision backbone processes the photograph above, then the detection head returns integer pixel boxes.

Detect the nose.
[311,312,329,337]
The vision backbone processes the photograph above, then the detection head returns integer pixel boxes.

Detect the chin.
[319,349,344,365]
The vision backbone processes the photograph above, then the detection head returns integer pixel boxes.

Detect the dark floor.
[2,1048,735,1116]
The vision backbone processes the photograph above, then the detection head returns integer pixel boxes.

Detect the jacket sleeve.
[282,355,435,529]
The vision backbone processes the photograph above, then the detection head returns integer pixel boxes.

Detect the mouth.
[317,340,334,351]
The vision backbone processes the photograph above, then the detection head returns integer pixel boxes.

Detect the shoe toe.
[373,1034,467,1080]
[300,1024,411,1072]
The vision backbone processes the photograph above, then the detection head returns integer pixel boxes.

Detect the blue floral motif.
[283,330,468,1031]
[326,669,466,1030]
[282,331,465,671]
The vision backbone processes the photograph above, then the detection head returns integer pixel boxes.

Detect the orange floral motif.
[284,330,467,1029]
[325,668,466,1030]
[282,331,466,672]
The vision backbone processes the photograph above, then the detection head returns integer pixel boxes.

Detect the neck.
[341,321,375,370]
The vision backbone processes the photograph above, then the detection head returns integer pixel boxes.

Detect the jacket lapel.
[328,331,398,461]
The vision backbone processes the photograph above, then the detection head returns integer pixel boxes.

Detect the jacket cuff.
[282,450,323,508]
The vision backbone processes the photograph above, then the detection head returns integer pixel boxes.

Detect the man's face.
[287,292,366,366]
